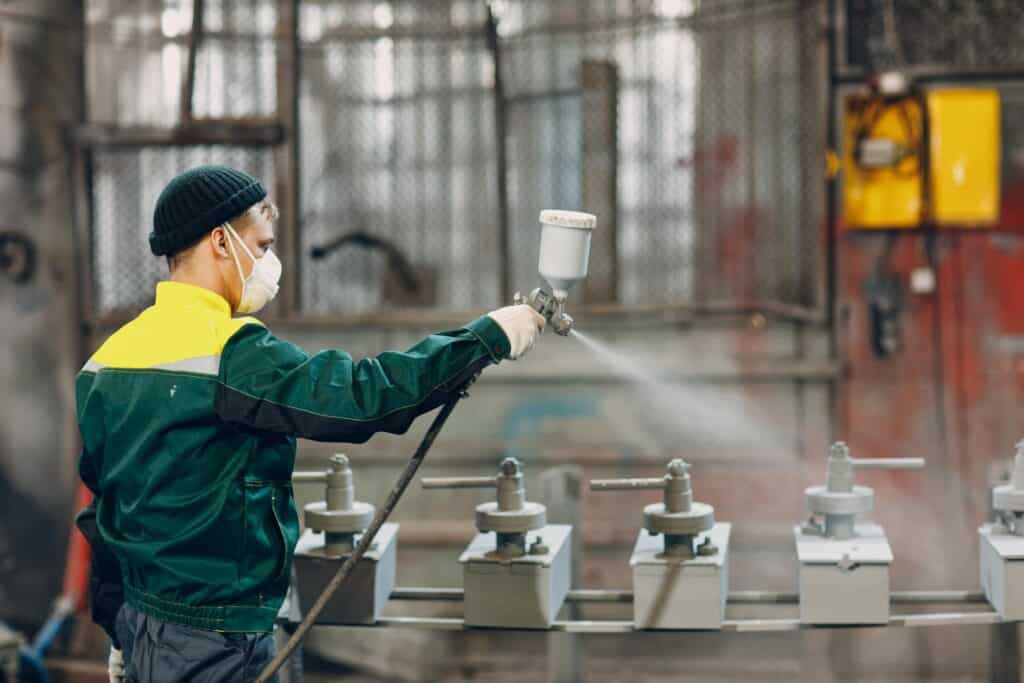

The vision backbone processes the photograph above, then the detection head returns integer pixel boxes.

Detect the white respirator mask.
[225,222,281,314]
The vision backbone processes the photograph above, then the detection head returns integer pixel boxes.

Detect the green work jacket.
[76,281,510,633]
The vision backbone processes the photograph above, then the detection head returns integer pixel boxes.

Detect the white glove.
[109,646,125,683]
[487,305,545,360]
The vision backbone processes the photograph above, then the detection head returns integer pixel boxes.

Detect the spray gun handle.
[421,476,497,490]
[850,458,925,470]
[513,287,575,336]
[589,478,667,491]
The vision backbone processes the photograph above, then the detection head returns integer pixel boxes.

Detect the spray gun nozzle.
[516,287,575,336]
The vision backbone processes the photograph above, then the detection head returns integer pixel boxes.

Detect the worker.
[74,166,545,682]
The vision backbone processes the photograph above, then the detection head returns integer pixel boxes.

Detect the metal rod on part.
[851,458,926,469]
[421,476,496,489]
[589,478,666,490]
[255,380,474,683]
[292,471,328,484]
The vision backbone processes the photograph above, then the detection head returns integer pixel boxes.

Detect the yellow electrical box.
[842,95,924,229]
[927,89,1001,227]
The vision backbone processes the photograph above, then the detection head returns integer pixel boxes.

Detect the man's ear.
[209,226,231,259]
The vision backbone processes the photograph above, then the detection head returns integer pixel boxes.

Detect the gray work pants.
[114,603,278,683]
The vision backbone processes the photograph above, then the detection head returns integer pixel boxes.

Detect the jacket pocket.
[269,488,289,580]
[242,481,294,588]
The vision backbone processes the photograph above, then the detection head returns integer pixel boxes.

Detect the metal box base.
[979,524,1024,620]
[795,522,892,625]
[460,524,572,629]
[631,522,731,630]
[293,523,398,625]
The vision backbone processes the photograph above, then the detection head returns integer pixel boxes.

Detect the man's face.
[212,205,277,312]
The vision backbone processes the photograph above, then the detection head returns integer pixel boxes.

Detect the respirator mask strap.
[224,222,253,292]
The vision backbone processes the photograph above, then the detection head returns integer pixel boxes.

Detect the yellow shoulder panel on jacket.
[91,307,265,369]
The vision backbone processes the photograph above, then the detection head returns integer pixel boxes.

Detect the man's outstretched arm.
[216,308,541,442]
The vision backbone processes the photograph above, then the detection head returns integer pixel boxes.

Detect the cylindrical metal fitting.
[825,442,855,493]
[663,533,696,558]
[326,454,355,511]
[303,453,375,537]
[663,459,693,514]
[324,531,356,555]
[495,462,526,511]
[496,532,527,557]
[825,513,856,540]
[994,442,1024,514]
[1013,441,1024,489]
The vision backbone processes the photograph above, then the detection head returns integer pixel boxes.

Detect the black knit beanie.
[149,165,267,256]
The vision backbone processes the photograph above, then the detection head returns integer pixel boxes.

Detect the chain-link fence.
[85,0,822,317]
[299,1,500,314]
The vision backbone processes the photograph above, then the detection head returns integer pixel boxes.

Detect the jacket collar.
[155,281,231,317]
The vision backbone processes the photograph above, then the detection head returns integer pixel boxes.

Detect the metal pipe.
[485,4,512,304]
[421,476,495,489]
[390,587,463,601]
[179,0,205,122]
[589,478,665,491]
[891,590,987,604]
[385,588,987,605]
[90,299,830,333]
[370,610,1003,634]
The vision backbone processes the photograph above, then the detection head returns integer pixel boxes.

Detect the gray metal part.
[475,500,547,534]
[643,501,714,536]
[994,485,1024,513]
[794,522,894,564]
[980,524,1024,620]
[794,524,891,624]
[461,524,572,629]
[630,523,731,630]
[304,500,375,533]
[798,562,890,625]
[805,484,874,515]
[293,523,399,625]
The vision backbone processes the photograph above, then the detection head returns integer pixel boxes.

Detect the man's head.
[150,166,280,313]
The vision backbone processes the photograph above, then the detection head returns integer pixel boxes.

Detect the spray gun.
[514,210,596,336]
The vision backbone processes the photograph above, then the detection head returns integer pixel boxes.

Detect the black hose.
[255,379,476,683]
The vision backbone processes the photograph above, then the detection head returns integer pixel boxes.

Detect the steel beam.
[73,121,285,148]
